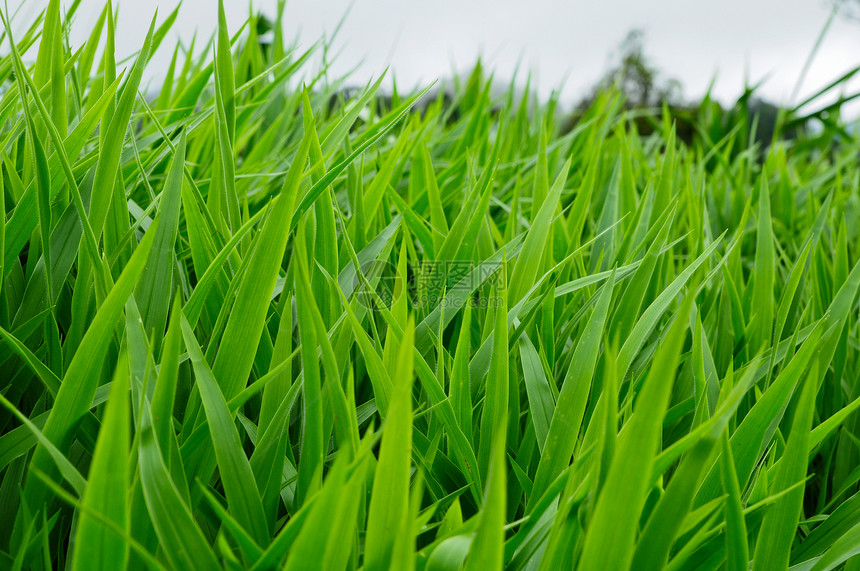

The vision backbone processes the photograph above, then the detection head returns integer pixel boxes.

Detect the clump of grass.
[0,1,859,569]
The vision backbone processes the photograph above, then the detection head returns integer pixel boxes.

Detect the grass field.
[1,0,860,569]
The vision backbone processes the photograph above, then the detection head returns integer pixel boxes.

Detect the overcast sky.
[19,0,860,110]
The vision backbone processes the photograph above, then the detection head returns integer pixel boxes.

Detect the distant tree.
[832,0,860,20]
[581,29,682,109]
[565,29,795,154]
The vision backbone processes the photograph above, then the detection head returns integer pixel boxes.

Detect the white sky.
[18,0,860,111]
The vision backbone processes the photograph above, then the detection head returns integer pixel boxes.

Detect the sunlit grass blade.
[579,294,692,570]
[752,363,819,570]
[137,404,220,571]
[71,351,130,571]
[21,218,157,514]
[365,319,415,569]
[464,417,506,571]
[135,132,186,350]
[179,314,268,545]
[531,271,614,503]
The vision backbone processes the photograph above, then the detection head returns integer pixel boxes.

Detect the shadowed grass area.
[0,1,859,569]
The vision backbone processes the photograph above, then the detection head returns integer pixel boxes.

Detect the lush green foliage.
[1,1,860,569]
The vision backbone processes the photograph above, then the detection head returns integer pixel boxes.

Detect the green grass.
[1,1,860,569]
